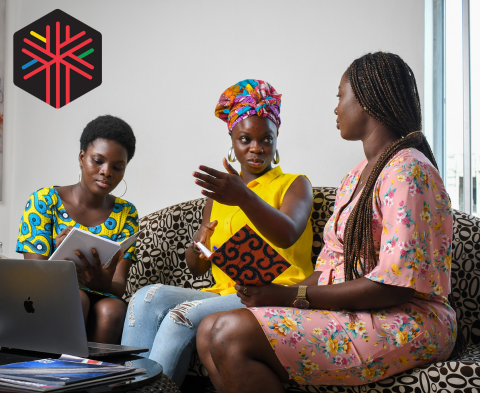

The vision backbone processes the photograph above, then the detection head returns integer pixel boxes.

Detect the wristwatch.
[293,285,309,309]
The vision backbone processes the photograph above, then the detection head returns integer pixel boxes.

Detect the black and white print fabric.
[126,187,480,392]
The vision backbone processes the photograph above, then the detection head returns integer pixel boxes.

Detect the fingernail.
[75,251,80,256]
[92,249,96,254]
[193,172,198,177]
[199,166,204,170]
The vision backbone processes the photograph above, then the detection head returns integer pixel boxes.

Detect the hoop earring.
[78,169,82,185]
[273,149,280,165]
[116,179,128,198]
[228,147,237,163]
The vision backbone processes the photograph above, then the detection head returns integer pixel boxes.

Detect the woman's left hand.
[235,283,296,307]
[73,248,123,293]
[193,159,250,207]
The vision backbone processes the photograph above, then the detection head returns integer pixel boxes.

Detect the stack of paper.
[0,355,145,392]
[49,227,142,268]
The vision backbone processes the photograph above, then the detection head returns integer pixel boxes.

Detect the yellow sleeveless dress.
[202,166,314,296]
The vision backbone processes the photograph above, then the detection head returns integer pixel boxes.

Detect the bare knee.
[210,309,257,354]
[94,298,127,326]
[197,312,225,352]
[88,298,127,343]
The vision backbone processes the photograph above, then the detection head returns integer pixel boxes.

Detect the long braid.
[344,52,466,358]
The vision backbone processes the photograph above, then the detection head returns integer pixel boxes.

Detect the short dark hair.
[80,115,136,162]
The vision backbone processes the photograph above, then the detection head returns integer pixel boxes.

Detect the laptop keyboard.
[88,346,122,355]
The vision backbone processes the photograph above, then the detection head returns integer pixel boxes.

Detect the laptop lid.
[0,259,90,357]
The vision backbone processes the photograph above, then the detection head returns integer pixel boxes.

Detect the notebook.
[49,227,141,268]
[195,224,291,286]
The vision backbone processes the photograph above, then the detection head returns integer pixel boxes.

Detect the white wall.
[0,0,425,258]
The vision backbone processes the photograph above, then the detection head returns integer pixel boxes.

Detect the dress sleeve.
[364,156,453,297]
[16,189,54,257]
[118,202,139,262]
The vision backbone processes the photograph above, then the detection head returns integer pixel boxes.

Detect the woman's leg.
[79,289,90,324]
[147,293,245,387]
[199,308,289,393]
[121,285,217,356]
[87,297,127,344]
[196,312,227,392]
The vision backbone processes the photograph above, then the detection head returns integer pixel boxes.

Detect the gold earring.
[228,147,237,163]
[116,179,127,198]
[273,149,280,165]
[78,169,82,185]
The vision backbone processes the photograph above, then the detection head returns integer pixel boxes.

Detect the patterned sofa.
[125,187,480,393]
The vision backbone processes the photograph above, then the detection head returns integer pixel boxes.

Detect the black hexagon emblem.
[14,9,102,109]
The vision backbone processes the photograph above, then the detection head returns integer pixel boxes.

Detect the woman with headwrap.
[121,79,314,387]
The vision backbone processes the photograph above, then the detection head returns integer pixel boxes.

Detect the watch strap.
[297,285,307,299]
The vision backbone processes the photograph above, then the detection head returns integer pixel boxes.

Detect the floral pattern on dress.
[249,148,456,386]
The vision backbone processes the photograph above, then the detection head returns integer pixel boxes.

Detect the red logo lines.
[22,23,94,108]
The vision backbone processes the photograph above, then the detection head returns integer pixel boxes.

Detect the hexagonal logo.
[14,9,102,109]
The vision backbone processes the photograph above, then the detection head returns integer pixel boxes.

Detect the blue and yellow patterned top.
[16,186,139,261]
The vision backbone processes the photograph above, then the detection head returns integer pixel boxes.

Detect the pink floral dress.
[249,148,457,386]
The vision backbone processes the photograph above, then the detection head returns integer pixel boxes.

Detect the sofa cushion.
[181,344,480,393]
[284,344,480,393]
[128,187,480,391]
[451,211,480,347]
[125,198,211,300]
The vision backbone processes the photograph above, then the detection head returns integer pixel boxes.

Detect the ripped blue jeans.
[121,284,244,386]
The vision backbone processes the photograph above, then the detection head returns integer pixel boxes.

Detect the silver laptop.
[0,259,148,357]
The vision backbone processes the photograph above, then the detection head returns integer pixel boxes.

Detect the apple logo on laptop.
[24,297,35,313]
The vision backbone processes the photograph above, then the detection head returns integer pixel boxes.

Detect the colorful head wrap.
[215,79,282,133]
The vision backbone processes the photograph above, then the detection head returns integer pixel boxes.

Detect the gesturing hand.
[73,248,123,293]
[193,158,250,207]
[235,283,296,308]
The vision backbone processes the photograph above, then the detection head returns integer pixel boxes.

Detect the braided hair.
[343,52,466,357]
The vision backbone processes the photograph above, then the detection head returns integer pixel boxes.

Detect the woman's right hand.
[55,226,73,248]
[193,220,218,259]
[73,248,123,293]
[193,160,250,208]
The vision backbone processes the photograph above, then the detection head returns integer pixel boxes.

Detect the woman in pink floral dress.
[196,52,461,392]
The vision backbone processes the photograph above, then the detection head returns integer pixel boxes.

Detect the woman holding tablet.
[121,79,314,386]
[16,115,139,344]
